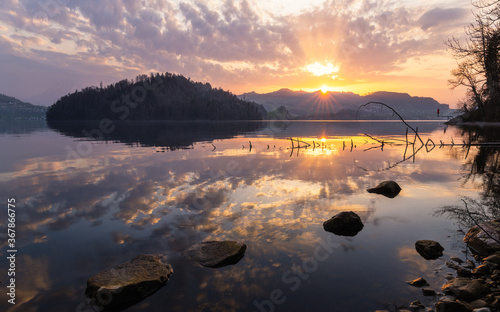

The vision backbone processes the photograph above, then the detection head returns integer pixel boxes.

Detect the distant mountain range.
[1,85,456,122]
[240,89,456,120]
[0,94,47,120]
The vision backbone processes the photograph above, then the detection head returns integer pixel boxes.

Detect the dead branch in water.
[356,101,424,146]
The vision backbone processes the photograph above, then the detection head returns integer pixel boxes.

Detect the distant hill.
[47,73,266,121]
[0,94,47,120]
[240,89,454,120]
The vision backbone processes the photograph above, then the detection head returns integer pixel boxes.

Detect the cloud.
[418,7,467,31]
[0,0,472,104]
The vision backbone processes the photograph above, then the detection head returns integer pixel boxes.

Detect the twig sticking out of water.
[425,139,436,152]
[355,142,424,172]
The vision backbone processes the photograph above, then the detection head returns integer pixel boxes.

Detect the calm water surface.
[0,120,491,311]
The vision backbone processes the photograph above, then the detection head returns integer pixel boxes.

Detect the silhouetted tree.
[447,1,500,120]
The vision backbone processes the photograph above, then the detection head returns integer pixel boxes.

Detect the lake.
[0,119,497,312]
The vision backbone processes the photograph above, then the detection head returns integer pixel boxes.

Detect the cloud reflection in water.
[0,122,484,312]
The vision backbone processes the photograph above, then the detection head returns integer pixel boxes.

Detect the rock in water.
[407,277,429,287]
[186,241,247,268]
[422,288,436,296]
[85,254,173,311]
[464,219,500,256]
[366,181,401,198]
[323,211,364,237]
[435,300,473,312]
[415,240,444,260]
[441,277,489,301]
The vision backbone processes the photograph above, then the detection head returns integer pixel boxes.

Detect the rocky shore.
[380,219,500,312]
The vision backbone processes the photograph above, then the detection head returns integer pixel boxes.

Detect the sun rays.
[306,90,340,118]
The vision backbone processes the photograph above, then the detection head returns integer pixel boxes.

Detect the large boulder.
[85,254,173,311]
[415,240,444,260]
[435,300,473,312]
[367,181,401,198]
[186,241,247,268]
[323,211,364,237]
[464,219,500,257]
[441,277,489,301]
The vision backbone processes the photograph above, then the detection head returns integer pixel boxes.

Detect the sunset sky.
[0,0,473,106]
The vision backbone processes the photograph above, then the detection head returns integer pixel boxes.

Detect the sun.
[321,85,328,94]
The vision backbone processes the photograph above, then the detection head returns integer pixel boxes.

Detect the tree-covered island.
[46,72,266,121]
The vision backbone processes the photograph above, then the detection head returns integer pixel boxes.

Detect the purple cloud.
[0,0,472,105]
[419,7,467,31]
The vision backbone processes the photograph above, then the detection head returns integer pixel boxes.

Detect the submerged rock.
[186,241,247,268]
[409,300,424,309]
[366,181,401,198]
[323,211,364,237]
[464,220,500,257]
[446,261,461,271]
[451,256,464,264]
[415,240,444,260]
[422,288,436,296]
[85,254,173,311]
